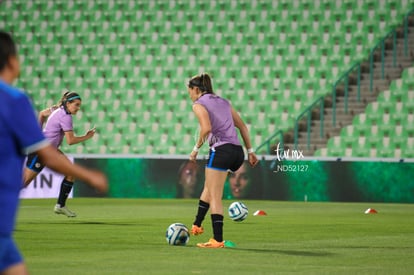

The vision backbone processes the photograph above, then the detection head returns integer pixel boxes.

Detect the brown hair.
[188,73,214,94]
[60,91,81,107]
[0,31,17,71]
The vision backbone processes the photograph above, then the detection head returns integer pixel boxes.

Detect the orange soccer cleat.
[190,225,204,236]
[196,238,225,248]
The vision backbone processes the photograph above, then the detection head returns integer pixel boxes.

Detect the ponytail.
[57,91,71,107]
[188,73,214,94]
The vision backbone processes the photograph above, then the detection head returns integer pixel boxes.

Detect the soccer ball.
[228,201,248,222]
[166,223,190,246]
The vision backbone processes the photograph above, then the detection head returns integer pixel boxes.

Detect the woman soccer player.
[1,30,107,275]
[187,73,259,248]
[23,91,96,217]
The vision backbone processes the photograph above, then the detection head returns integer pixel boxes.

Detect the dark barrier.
[74,158,414,203]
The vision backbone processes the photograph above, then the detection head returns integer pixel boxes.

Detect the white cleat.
[54,204,77,217]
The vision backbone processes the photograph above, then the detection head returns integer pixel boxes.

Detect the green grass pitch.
[15,199,414,274]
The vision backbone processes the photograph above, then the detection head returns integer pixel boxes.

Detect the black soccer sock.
[57,179,74,207]
[211,214,224,242]
[193,200,210,227]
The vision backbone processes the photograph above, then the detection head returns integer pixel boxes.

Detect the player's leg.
[197,145,244,248]
[196,168,227,248]
[2,263,28,275]
[191,186,210,235]
[191,147,215,235]
[54,175,76,217]
[191,146,227,235]
[57,175,74,208]
[0,237,28,275]
[22,168,38,187]
[54,152,77,217]
[204,167,227,241]
[23,153,43,187]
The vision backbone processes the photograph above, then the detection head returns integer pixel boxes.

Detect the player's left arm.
[64,128,95,145]
[231,107,258,167]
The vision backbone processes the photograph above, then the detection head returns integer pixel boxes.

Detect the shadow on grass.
[230,247,334,257]
[17,221,143,227]
[332,245,413,250]
[72,221,140,226]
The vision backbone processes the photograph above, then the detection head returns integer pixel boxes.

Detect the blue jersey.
[194,94,241,148]
[0,80,49,236]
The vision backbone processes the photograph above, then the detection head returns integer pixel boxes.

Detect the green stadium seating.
[323,63,414,158]
[1,0,412,155]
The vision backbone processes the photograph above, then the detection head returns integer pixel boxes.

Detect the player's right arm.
[36,145,107,193]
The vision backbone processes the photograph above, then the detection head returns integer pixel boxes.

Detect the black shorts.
[26,149,65,173]
[26,153,45,173]
[206,144,244,172]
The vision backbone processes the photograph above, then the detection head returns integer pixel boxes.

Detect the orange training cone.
[364,208,378,214]
[253,210,267,216]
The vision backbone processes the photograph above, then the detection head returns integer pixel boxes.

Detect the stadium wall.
[26,155,412,203]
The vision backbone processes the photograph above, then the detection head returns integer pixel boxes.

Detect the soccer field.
[15,199,414,274]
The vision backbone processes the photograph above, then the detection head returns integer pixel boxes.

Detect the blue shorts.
[207,144,244,172]
[0,236,23,272]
